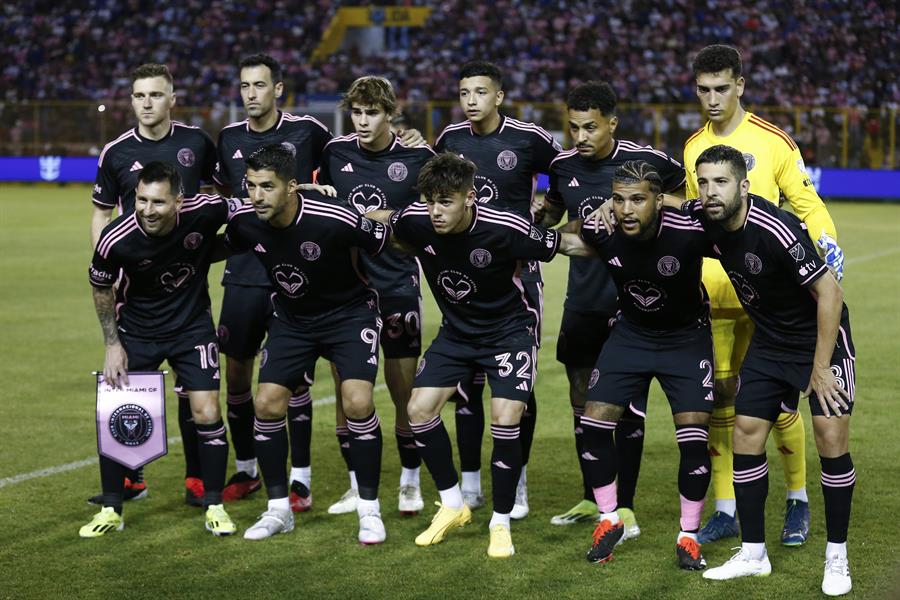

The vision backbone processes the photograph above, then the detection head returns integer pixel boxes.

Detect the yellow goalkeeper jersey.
[684,111,837,312]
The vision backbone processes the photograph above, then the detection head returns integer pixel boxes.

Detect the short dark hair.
[692,44,742,78]
[239,53,283,83]
[458,60,503,89]
[137,161,182,196]
[340,76,397,115]
[417,152,476,200]
[612,160,663,195]
[567,81,617,115]
[246,144,296,183]
[131,63,173,85]
[695,144,748,181]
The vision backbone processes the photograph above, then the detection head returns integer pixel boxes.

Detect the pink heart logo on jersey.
[439,275,472,301]
[275,271,305,295]
[625,283,662,308]
[159,266,193,290]
[350,192,383,214]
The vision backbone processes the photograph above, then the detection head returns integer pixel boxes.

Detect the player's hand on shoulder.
[586,198,616,233]
[816,231,845,281]
[298,183,337,198]
[397,128,426,146]
[104,342,129,388]
[804,363,850,418]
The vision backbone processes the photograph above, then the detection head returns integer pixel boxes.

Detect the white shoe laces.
[825,556,849,576]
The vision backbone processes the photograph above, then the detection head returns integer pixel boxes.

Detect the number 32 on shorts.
[494,350,536,381]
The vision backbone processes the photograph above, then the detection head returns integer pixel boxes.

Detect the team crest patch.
[109,404,153,447]
[788,243,805,262]
[177,148,195,167]
[416,359,426,377]
[657,256,680,276]
[387,162,408,182]
[469,248,492,268]
[742,153,756,171]
[300,241,321,261]
[183,232,203,250]
[497,150,518,171]
[588,369,600,389]
[281,142,297,156]
[744,252,763,274]
[217,325,230,345]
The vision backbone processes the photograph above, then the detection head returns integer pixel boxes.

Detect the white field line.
[845,246,900,266]
[0,385,386,490]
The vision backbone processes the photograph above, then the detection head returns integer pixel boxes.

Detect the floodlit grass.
[1,184,898,599]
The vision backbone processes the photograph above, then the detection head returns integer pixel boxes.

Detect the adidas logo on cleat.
[581,451,599,461]
[492,460,512,470]
[254,434,271,441]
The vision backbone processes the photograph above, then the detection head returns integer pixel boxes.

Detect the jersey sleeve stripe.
[304,198,359,220]
[477,214,530,235]
[228,204,255,222]
[97,218,138,258]
[549,148,578,167]
[303,208,358,228]
[283,113,331,132]
[617,140,672,161]
[479,205,532,229]
[434,122,470,146]
[503,118,554,143]
[747,213,795,248]
[750,202,800,243]
[221,119,249,130]
[324,133,357,148]
[98,129,139,166]
[800,263,828,286]
[684,127,705,148]
[748,116,798,150]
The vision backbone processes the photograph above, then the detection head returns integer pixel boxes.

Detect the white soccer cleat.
[617,507,641,540]
[243,508,294,540]
[398,485,424,515]
[328,488,359,515]
[822,555,852,596]
[510,480,529,520]
[462,491,485,510]
[703,547,772,580]
[358,511,387,545]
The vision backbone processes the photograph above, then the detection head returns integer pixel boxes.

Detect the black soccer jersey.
[688,196,850,358]
[390,203,560,344]
[547,140,686,314]
[224,190,388,326]
[92,122,217,215]
[434,115,560,219]
[89,194,235,337]
[580,206,710,331]
[319,133,435,297]
[214,111,333,287]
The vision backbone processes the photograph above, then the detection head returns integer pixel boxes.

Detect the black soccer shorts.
[217,284,273,360]
[736,324,856,422]
[120,312,221,391]
[379,294,422,359]
[415,330,538,403]
[556,308,616,368]
[258,301,381,390]
[586,318,715,416]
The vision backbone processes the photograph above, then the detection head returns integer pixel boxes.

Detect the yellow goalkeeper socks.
[709,405,736,511]
[774,411,808,499]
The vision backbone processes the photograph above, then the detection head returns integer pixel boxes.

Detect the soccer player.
[563,161,714,570]
[541,81,686,531]
[433,60,561,517]
[89,63,217,507]
[82,162,235,538]
[213,53,332,508]
[224,145,389,544]
[684,45,844,546]
[693,146,855,596]
[367,152,583,557]
[317,76,435,515]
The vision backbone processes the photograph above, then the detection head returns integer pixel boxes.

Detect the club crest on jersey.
[588,369,600,389]
[788,243,806,262]
[437,269,477,303]
[469,248,492,268]
[300,241,321,261]
[109,404,153,447]
[657,256,680,276]
[742,152,756,172]
[475,175,499,203]
[625,280,666,311]
[272,264,308,298]
[349,183,386,214]
[728,271,760,307]
[529,227,543,241]
[497,150,518,171]
[183,232,203,250]
[744,252,763,274]
[387,161,408,182]
[217,325,230,345]
[177,148,195,167]
[159,263,196,292]
[281,142,297,156]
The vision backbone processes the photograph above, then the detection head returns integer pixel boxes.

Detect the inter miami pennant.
[96,371,168,469]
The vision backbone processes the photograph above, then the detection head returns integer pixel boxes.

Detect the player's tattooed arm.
[804,272,849,417]
[556,232,596,258]
[92,286,129,387]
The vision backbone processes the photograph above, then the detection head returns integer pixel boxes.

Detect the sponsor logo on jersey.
[497,149,518,170]
[657,255,680,276]
[436,269,477,303]
[272,264,308,298]
[349,183,386,214]
[742,152,756,171]
[744,252,763,274]
[474,175,499,203]
[129,161,144,172]
[798,260,818,277]
[607,257,622,267]
[300,241,321,261]
[568,177,579,187]
[469,248,492,268]
[183,232,203,250]
[341,162,354,172]
[109,404,153,447]
[159,263,196,292]
[624,279,666,311]
[728,271,760,307]
[424,245,436,255]
[232,149,243,159]
[788,243,805,261]
[387,161,408,182]
[177,148,196,167]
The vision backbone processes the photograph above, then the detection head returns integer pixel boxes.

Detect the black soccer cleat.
[87,477,148,505]
[676,536,708,571]
[586,519,625,563]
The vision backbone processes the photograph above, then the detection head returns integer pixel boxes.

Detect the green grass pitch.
[1,184,898,599]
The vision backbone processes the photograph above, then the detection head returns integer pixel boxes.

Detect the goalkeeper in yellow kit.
[684,45,845,546]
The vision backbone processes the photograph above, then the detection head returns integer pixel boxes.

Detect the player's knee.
[491,399,525,426]
[407,391,436,424]
[225,356,254,392]
[254,389,287,419]
[812,417,850,456]
[189,393,221,425]
[732,416,769,454]
[583,401,623,422]
[341,383,374,419]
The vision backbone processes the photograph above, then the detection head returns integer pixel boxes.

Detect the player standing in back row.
[434,60,560,518]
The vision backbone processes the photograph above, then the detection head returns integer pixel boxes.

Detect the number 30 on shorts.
[385,311,420,339]
[494,350,535,380]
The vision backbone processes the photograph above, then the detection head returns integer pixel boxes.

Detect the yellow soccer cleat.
[205,504,237,536]
[415,502,472,547]
[487,524,515,558]
[79,506,124,538]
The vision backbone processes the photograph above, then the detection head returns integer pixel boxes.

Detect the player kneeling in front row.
[568,161,714,570]
[367,152,585,557]
[692,146,855,596]
[224,144,389,544]
[83,162,236,537]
